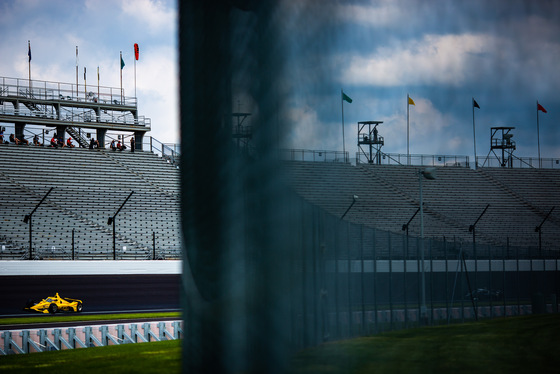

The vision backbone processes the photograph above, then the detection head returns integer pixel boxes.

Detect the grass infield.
[1,314,559,373]
[289,314,560,374]
[0,312,181,326]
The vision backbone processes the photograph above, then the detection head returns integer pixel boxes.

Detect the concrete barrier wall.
[0,260,181,276]
[1,320,183,355]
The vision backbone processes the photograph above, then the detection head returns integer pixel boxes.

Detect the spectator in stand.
[117,140,126,151]
[0,129,4,144]
[66,137,75,148]
[57,137,65,148]
[9,134,20,145]
[110,139,117,151]
[89,138,100,149]
[130,136,135,153]
[50,135,58,148]
[20,136,29,145]
[33,134,42,146]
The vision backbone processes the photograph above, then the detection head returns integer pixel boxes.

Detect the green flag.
[342,91,352,103]
[121,56,125,69]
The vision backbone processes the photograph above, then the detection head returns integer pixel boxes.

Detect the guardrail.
[1,320,182,355]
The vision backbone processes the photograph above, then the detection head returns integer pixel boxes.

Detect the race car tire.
[76,302,83,313]
[49,303,58,314]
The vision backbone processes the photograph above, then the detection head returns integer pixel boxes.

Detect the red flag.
[134,43,139,61]
[537,102,547,113]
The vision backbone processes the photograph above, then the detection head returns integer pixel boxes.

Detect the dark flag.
[537,102,547,113]
[473,98,480,109]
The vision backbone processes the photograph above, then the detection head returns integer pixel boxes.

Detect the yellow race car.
[24,293,83,314]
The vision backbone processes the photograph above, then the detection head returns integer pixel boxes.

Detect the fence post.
[334,225,339,339]
[153,232,156,260]
[444,236,449,324]
[72,228,75,260]
[360,224,365,336]
[388,231,393,331]
[373,229,378,333]
[346,222,351,338]
[429,238,433,325]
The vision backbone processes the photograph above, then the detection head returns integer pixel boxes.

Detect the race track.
[0,274,181,315]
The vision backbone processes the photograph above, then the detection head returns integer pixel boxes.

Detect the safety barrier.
[0,320,182,355]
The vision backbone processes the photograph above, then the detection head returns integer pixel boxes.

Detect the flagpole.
[28,40,31,92]
[76,46,79,99]
[472,98,477,169]
[120,51,123,104]
[97,66,100,100]
[134,56,137,98]
[537,100,541,168]
[407,93,410,165]
[84,67,87,97]
[341,89,346,161]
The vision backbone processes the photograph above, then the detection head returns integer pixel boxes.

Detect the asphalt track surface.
[0,274,181,315]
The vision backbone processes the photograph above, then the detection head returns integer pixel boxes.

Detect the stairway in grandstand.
[284,161,560,251]
[0,145,180,259]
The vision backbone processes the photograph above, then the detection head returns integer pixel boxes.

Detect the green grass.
[2,314,559,373]
[0,312,181,326]
[0,340,181,373]
[289,314,560,374]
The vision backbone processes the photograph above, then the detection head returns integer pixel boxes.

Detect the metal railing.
[278,148,349,163]
[278,148,560,170]
[146,137,180,165]
[0,228,181,261]
[0,76,135,106]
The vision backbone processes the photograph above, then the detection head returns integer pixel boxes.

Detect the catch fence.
[287,199,560,350]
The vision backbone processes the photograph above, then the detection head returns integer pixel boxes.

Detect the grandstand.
[284,160,560,256]
[0,145,180,260]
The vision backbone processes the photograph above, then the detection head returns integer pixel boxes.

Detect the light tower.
[232,112,252,151]
[357,120,384,164]
[487,127,516,168]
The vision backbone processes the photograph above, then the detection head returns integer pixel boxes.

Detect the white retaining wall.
[0,260,181,276]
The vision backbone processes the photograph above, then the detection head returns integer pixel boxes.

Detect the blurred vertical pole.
[180,1,236,372]
[180,1,289,373]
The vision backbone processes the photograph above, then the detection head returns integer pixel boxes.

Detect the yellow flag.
[408,96,415,106]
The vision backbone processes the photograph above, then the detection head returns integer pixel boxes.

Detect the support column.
[97,128,107,147]
[134,131,144,151]
[14,122,25,141]
[56,125,67,142]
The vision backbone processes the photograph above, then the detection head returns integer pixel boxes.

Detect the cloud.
[337,1,403,28]
[340,33,492,87]
[284,105,341,150]
[119,0,175,34]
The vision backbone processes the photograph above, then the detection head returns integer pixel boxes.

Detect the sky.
[278,0,560,164]
[0,0,178,145]
[2,0,560,163]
